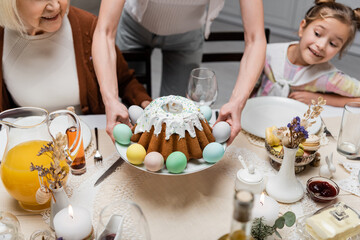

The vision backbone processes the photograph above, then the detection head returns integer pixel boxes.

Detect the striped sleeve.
[296,71,360,97]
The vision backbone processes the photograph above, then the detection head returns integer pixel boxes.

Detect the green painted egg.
[166,151,187,174]
[113,124,132,145]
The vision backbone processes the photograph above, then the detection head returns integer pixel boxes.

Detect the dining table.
[1,106,360,239]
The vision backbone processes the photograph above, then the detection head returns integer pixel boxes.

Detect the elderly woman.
[0,0,151,115]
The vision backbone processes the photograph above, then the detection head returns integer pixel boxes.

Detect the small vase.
[49,186,69,230]
[266,145,304,203]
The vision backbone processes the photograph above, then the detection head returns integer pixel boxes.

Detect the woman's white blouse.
[125,0,225,37]
[3,15,80,113]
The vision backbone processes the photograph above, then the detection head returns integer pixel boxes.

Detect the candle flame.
[260,192,265,206]
[68,205,74,219]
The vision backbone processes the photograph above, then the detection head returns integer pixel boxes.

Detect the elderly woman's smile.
[17,0,68,35]
[41,13,60,21]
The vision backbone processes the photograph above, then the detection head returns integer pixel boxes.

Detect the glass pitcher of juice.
[0,107,82,212]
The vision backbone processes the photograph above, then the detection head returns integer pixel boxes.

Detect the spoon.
[238,155,255,174]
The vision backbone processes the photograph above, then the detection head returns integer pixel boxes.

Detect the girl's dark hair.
[304,0,360,57]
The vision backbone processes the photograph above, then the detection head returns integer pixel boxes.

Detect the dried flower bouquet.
[274,97,326,149]
[30,133,69,190]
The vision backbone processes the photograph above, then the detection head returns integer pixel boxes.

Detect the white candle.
[54,205,92,240]
[251,193,280,226]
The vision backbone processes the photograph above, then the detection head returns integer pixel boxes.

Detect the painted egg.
[166,151,187,174]
[212,121,231,143]
[113,124,133,145]
[203,142,225,163]
[35,186,51,205]
[128,105,144,124]
[200,105,212,122]
[126,143,146,165]
[144,152,164,172]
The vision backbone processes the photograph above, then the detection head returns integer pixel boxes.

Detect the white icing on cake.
[134,95,205,140]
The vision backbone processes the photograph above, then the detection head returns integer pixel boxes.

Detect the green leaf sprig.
[251,211,296,240]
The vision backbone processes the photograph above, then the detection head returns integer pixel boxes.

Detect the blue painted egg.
[199,105,212,122]
[166,151,187,174]
[113,124,132,145]
[203,142,225,163]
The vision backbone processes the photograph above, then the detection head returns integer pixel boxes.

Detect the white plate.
[49,116,92,149]
[115,141,226,176]
[81,120,92,149]
[241,96,322,138]
[0,128,6,162]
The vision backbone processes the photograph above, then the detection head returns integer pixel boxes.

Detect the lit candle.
[54,205,92,240]
[251,193,280,226]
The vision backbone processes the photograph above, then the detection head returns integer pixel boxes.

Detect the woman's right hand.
[105,99,131,142]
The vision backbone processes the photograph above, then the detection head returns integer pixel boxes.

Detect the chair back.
[122,49,152,97]
[202,28,270,62]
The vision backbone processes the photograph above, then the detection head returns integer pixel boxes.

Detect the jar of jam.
[306,176,339,202]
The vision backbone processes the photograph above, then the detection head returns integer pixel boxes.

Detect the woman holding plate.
[92,0,267,144]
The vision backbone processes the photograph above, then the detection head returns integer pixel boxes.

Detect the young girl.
[256,0,360,107]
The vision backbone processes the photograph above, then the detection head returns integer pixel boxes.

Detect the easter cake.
[130,95,215,161]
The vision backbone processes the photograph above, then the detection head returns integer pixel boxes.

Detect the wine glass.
[337,102,360,159]
[0,211,24,240]
[95,200,151,240]
[186,68,218,106]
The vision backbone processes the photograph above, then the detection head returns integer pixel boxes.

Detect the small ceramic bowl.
[306,176,339,203]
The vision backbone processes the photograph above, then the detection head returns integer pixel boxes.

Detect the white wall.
[219,0,360,57]
[70,0,101,16]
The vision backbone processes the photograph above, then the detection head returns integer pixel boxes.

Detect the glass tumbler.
[337,102,360,159]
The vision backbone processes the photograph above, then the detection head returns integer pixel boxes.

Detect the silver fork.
[94,127,103,164]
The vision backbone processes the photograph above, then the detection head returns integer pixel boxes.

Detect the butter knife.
[320,117,335,140]
[215,110,219,119]
[94,157,124,186]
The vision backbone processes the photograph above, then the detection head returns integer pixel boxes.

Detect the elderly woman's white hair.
[0,0,25,33]
[0,0,71,34]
